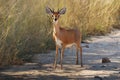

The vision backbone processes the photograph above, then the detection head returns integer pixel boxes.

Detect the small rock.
[94,76,102,80]
[102,57,111,63]
[85,45,89,48]
[113,66,117,69]
[101,65,106,67]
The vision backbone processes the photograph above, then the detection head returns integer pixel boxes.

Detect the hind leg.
[77,43,83,67]
[76,47,79,65]
[80,46,83,67]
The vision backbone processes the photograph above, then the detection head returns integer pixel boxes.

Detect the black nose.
[55,18,57,21]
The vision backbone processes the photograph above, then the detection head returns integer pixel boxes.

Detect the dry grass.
[0,0,120,65]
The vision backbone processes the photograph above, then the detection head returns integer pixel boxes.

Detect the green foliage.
[0,0,120,65]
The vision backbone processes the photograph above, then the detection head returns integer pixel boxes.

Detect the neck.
[53,20,60,34]
[53,20,58,25]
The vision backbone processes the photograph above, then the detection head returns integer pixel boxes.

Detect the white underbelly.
[66,43,76,48]
[56,40,76,48]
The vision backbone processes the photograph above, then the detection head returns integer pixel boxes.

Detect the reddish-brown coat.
[53,22,81,47]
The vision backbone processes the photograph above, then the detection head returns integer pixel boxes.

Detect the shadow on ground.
[0,72,120,80]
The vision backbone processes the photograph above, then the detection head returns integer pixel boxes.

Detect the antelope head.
[46,7,66,23]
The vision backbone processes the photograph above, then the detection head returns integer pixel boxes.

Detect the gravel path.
[0,30,120,80]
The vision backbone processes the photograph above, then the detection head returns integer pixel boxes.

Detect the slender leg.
[58,48,62,64]
[60,47,64,69]
[80,46,83,67]
[76,47,79,65]
[54,46,58,69]
[59,48,61,54]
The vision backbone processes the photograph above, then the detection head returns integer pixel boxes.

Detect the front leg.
[54,46,58,69]
[60,47,65,69]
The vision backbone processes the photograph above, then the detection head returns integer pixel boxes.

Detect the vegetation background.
[0,0,120,65]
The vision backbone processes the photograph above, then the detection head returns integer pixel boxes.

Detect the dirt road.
[0,30,120,80]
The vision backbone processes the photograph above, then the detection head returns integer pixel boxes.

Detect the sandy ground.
[0,30,120,80]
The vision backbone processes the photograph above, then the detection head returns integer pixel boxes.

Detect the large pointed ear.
[59,8,66,14]
[46,7,53,14]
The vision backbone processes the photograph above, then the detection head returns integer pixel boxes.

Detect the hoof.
[53,65,57,69]
[61,66,63,70]
[81,64,83,67]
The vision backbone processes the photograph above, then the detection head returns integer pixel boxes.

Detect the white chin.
[53,20,57,23]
